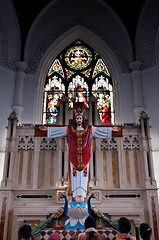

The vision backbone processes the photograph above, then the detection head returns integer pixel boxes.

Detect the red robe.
[102,107,111,123]
[67,126,92,171]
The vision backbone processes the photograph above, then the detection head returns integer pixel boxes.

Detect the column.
[7,113,18,188]
[12,61,27,123]
[56,139,62,187]
[117,138,125,188]
[1,112,18,188]
[140,112,152,187]
[33,137,40,189]
[89,153,93,188]
[132,150,137,187]
[94,100,101,125]
[64,138,68,186]
[140,111,157,187]
[21,151,28,188]
[63,95,69,125]
[88,95,95,125]
[95,139,101,187]
[129,61,145,123]
[145,114,157,187]
[58,102,63,125]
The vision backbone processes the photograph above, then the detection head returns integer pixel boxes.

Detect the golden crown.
[74,108,84,116]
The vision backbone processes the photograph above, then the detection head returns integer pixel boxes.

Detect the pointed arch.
[34,26,122,124]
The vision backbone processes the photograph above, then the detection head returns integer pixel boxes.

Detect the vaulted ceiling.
[12,0,145,59]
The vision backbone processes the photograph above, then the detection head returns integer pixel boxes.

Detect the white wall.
[120,73,134,123]
[141,66,159,189]
[0,67,15,149]
[22,74,38,124]
[0,66,15,182]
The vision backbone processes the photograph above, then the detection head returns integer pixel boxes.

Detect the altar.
[0,111,159,239]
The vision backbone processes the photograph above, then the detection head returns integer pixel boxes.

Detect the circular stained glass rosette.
[65,46,92,70]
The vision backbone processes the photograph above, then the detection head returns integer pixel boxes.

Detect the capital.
[129,61,142,72]
[15,61,27,72]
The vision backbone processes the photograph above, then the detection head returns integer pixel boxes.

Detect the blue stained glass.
[43,40,114,125]
[93,59,110,78]
[48,59,64,78]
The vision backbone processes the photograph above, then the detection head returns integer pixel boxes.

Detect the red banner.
[67,126,92,171]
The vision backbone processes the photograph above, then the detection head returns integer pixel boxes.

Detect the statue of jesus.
[38,107,121,203]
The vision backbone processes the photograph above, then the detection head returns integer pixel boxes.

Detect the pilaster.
[12,61,27,123]
[1,112,18,188]
[33,137,40,189]
[129,61,145,123]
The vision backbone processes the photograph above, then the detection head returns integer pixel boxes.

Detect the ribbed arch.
[34,26,122,124]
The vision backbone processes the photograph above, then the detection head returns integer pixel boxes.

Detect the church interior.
[0,0,159,239]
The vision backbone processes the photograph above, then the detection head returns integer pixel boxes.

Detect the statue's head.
[73,108,85,129]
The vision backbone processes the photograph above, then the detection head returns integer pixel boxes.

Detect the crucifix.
[35,102,122,203]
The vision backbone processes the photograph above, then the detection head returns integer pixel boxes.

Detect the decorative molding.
[0,19,8,65]
[129,61,142,72]
[40,138,57,151]
[17,194,52,199]
[15,61,27,72]
[140,111,149,119]
[0,18,16,71]
[17,129,57,151]
[26,17,130,74]
[8,111,17,120]
[105,194,140,199]
[101,138,117,150]
[140,22,159,70]
[18,136,35,150]
[123,135,140,150]
[0,19,158,72]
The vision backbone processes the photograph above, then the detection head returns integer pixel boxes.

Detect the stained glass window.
[65,46,92,70]
[43,40,114,124]
[68,75,89,108]
[43,74,65,124]
[92,75,114,124]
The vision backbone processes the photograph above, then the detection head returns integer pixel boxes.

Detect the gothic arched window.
[43,40,114,124]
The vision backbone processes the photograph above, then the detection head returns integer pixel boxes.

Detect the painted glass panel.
[64,46,92,70]
[48,59,65,78]
[43,40,114,124]
[68,75,89,108]
[92,75,114,124]
[43,75,65,124]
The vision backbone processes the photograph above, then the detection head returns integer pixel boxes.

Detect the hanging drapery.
[67,126,92,171]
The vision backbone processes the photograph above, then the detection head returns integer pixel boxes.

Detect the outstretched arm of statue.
[93,126,122,138]
[35,125,67,138]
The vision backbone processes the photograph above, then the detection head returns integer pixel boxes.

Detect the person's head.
[84,216,97,240]
[103,103,108,108]
[118,217,131,233]
[48,232,61,240]
[18,224,34,240]
[78,92,84,97]
[140,223,152,240]
[84,215,96,230]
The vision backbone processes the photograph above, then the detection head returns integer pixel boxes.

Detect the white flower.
[65,203,88,227]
